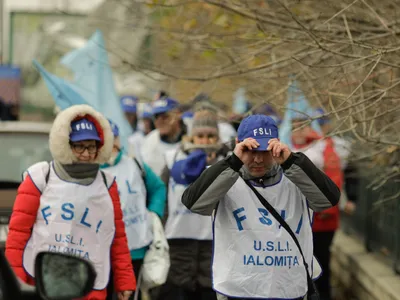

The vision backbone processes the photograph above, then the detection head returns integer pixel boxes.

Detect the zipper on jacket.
[258,178,265,187]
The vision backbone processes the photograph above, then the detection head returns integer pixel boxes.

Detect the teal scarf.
[100,149,123,168]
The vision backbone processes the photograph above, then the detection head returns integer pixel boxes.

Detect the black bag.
[244,180,320,300]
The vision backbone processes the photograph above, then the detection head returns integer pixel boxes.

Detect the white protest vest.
[128,131,145,163]
[164,149,213,240]
[213,174,320,299]
[103,155,152,250]
[23,162,115,290]
[141,130,181,176]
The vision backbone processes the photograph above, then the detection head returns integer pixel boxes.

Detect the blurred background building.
[0,0,161,120]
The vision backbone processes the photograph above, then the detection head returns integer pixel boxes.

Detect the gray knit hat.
[191,109,219,137]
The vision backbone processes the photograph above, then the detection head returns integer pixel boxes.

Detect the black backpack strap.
[133,157,146,182]
[243,179,320,300]
[100,170,108,187]
[132,157,149,207]
[45,162,51,184]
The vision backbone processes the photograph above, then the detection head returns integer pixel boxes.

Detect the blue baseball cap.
[182,111,194,119]
[70,118,101,142]
[121,95,138,113]
[108,119,120,137]
[237,115,279,151]
[141,103,153,119]
[152,97,180,115]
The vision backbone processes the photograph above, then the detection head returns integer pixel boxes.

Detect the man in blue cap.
[140,103,156,135]
[121,95,156,161]
[128,103,155,161]
[121,95,139,131]
[182,114,341,300]
[141,97,186,176]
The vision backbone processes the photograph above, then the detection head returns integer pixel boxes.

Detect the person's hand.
[267,139,291,165]
[233,138,260,164]
[344,201,356,215]
[118,291,133,300]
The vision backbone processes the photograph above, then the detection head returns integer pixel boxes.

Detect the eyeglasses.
[70,143,98,154]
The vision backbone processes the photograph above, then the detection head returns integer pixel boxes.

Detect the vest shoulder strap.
[24,161,51,193]
[45,166,50,183]
[133,157,146,182]
[132,157,149,207]
[100,170,115,189]
[101,171,107,187]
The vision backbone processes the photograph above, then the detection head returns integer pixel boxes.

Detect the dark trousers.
[106,259,143,300]
[130,260,144,300]
[228,298,304,300]
[313,231,336,300]
[106,270,115,300]
[153,282,217,300]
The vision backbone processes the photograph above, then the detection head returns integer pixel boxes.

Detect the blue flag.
[233,87,249,114]
[32,60,87,110]
[279,77,321,149]
[60,30,132,150]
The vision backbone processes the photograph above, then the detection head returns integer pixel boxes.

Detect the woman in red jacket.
[291,119,343,300]
[5,104,136,300]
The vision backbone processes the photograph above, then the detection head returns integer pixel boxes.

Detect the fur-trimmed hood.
[49,104,113,164]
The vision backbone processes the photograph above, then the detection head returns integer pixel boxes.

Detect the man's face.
[124,112,137,128]
[142,118,154,135]
[244,150,275,177]
[154,111,180,136]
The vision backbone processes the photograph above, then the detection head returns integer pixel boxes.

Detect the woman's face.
[192,131,219,145]
[291,121,312,145]
[70,140,98,163]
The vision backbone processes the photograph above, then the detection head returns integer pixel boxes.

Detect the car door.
[0,131,52,249]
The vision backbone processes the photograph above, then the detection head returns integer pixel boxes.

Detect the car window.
[0,133,52,183]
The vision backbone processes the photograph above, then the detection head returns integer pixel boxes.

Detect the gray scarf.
[54,160,100,185]
[240,163,282,185]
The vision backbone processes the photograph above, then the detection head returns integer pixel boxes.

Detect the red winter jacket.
[293,134,343,232]
[5,173,136,300]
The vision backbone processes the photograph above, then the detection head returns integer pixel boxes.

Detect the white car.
[0,121,52,247]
